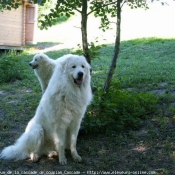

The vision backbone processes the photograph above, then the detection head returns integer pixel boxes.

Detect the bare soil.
[0,87,175,175]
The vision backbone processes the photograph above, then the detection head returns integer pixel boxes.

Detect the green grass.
[0,37,175,173]
[92,37,175,91]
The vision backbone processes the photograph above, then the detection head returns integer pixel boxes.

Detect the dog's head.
[29,53,48,69]
[61,55,91,87]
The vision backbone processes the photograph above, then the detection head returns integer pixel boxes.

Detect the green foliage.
[39,0,150,30]
[74,38,106,60]
[0,0,21,11]
[90,0,117,31]
[38,0,77,29]
[0,52,25,84]
[127,0,149,9]
[38,0,69,29]
[84,79,158,134]
[91,0,149,31]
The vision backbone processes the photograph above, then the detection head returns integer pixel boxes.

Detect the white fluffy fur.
[1,55,92,165]
[29,53,73,93]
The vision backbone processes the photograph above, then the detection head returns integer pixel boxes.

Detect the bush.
[0,52,25,83]
[84,79,158,134]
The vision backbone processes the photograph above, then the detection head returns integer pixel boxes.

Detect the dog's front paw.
[73,155,82,162]
[48,151,58,158]
[59,157,67,165]
[30,153,39,162]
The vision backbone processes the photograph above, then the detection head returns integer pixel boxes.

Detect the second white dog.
[29,53,73,93]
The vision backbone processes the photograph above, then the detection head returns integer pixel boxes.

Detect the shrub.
[84,79,158,134]
[0,52,25,83]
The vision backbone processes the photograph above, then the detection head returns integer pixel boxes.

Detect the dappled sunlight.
[36,2,175,52]
[170,151,175,159]
[93,70,104,75]
[98,149,110,155]
[132,145,147,152]
[29,42,62,53]
[41,44,64,53]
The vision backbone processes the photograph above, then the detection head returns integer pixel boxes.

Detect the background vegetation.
[38,0,69,29]
[0,38,175,173]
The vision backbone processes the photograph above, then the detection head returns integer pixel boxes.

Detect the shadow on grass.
[0,37,175,173]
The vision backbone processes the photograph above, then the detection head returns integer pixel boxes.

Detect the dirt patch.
[0,86,175,174]
[0,121,175,174]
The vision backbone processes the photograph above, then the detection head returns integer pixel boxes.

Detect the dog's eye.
[82,65,85,68]
[35,58,37,61]
[72,65,76,68]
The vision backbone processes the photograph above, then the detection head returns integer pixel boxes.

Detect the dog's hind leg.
[26,122,44,162]
[30,135,43,162]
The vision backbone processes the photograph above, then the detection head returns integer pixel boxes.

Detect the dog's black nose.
[78,72,83,78]
[29,63,32,66]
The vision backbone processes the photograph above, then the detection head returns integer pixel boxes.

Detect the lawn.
[0,38,175,174]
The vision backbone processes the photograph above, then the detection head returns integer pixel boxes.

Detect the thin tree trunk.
[81,0,91,64]
[103,0,121,91]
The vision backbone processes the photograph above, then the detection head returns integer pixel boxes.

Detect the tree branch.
[87,0,118,16]
[121,0,127,9]
[73,26,81,29]
[60,0,82,13]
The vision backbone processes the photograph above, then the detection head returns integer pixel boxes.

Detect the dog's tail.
[0,133,31,160]
[0,122,44,161]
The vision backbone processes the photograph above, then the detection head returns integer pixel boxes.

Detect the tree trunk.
[81,0,91,64]
[103,0,121,91]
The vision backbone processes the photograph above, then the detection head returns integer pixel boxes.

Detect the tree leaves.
[0,0,21,11]
[127,0,149,10]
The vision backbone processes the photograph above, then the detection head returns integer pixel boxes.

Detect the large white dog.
[0,55,92,165]
[29,53,73,94]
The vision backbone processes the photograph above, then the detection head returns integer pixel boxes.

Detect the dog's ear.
[90,67,92,74]
[40,54,46,60]
[61,61,68,73]
[86,62,92,75]
[58,54,73,73]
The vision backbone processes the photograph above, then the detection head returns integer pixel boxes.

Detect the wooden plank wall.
[0,5,25,46]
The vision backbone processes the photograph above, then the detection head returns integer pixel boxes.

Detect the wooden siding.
[0,5,25,46]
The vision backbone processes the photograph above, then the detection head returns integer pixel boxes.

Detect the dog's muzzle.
[74,72,84,86]
[29,63,38,69]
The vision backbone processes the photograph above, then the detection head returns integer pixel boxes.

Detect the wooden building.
[0,0,38,49]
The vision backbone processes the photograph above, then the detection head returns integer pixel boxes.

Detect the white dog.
[29,53,73,93]
[0,55,92,165]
